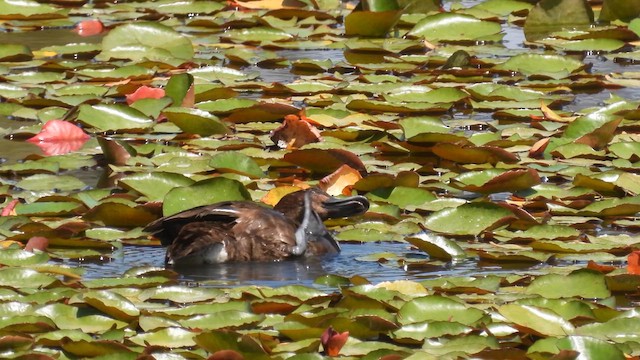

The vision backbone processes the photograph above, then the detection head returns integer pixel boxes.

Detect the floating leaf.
[284,149,366,175]
[73,19,104,37]
[495,54,585,79]
[98,22,194,65]
[78,104,154,132]
[432,143,519,165]
[523,0,594,41]
[126,86,165,105]
[406,232,466,261]
[26,120,90,156]
[422,202,515,236]
[209,152,264,178]
[398,295,485,326]
[163,177,251,216]
[270,114,322,149]
[526,269,611,299]
[119,172,195,202]
[409,13,502,42]
[345,10,402,37]
[83,290,140,322]
[498,304,574,336]
[163,107,231,136]
[451,168,541,194]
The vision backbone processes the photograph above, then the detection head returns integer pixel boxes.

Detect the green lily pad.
[0,43,32,61]
[422,202,515,236]
[528,336,625,359]
[523,0,594,41]
[78,104,154,132]
[163,107,231,136]
[119,172,195,202]
[83,290,141,322]
[163,177,251,216]
[97,22,194,65]
[16,174,86,192]
[406,232,466,261]
[450,168,541,194]
[498,304,575,337]
[495,53,585,79]
[209,152,264,178]
[526,269,611,299]
[345,10,402,37]
[0,0,67,19]
[398,295,485,326]
[409,13,502,42]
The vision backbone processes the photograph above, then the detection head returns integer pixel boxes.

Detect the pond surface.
[71,241,540,287]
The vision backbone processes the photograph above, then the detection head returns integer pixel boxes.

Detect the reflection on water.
[0,28,103,49]
[73,242,528,287]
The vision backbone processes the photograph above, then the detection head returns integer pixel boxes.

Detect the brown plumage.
[144,188,369,265]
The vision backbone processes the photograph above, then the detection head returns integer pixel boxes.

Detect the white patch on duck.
[168,242,229,265]
[291,191,313,256]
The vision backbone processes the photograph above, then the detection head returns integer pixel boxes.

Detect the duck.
[144,188,369,265]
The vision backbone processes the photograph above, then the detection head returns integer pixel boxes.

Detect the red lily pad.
[126,86,166,105]
[26,120,90,156]
[73,19,104,37]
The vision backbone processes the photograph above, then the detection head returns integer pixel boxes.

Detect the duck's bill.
[322,195,370,218]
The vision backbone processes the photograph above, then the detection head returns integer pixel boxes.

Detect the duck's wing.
[145,202,254,246]
[164,221,234,265]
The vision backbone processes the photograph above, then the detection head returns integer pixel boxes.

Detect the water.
[71,242,525,287]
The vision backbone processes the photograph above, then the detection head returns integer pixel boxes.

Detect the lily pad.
[422,202,515,236]
[97,22,194,65]
[163,177,251,216]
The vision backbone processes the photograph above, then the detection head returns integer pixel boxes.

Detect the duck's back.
[146,202,300,264]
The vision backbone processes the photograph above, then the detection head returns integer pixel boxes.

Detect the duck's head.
[275,188,369,256]
[274,188,369,224]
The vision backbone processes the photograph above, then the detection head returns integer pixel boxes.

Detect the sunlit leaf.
[422,202,515,236]
[495,54,585,79]
[163,177,251,216]
[119,172,195,202]
[409,13,502,42]
[78,104,154,132]
[97,22,194,65]
[523,0,593,41]
[406,232,466,261]
[498,304,575,336]
[526,269,611,299]
[209,151,264,178]
[163,107,231,136]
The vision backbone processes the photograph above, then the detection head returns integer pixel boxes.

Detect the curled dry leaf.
[529,138,550,158]
[321,326,349,357]
[628,251,640,275]
[26,120,90,156]
[319,164,362,196]
[126,86,166,105]
[74,19,105,37]
[586,260,616,274]
[24,236,49,252]
[270,114,322,149]
[540,101,572,122]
